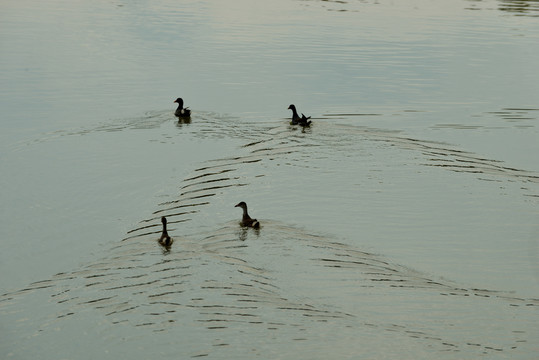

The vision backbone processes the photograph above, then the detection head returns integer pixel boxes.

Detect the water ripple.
[2,111,538,358]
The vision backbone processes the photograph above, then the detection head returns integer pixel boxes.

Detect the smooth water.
[1,0,538,358]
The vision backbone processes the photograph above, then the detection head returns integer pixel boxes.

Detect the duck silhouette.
[288,104,311,127]
[234,201,260,229]
[158,216,173,247]
[174,98,191,118]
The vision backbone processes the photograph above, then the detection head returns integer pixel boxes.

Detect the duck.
[234,201,260,229]
[174,98,191,118]
[158,216,174,247]
[288,104,311,127]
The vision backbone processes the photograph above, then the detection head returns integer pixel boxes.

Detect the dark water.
[1,0,538,358]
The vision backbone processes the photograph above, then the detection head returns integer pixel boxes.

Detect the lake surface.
[1,0,538,358]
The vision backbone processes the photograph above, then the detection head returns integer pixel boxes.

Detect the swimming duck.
[234,201,260,229]
[158,216,173,247]
[174,98,191,118]
[288,104,311,127]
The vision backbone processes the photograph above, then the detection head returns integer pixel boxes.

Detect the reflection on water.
[487,107,539,126]
[498,0,539,16]
[466,0,539,16]
[309,0,539,16]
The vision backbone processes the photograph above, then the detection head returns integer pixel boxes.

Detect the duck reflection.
[176,117,191,126]
[237,226,260,241]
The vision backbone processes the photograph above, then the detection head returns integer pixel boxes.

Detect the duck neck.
[291,108,299,119]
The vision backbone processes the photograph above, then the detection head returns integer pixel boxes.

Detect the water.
[1,0,538,358]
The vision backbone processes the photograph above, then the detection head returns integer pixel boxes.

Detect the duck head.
[174,98,184,106]
[161,216,167,225]
[288,104,296,111]
[235,201,247,210]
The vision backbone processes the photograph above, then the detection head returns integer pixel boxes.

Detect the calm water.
[1,0,538,358]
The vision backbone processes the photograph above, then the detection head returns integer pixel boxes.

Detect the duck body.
[288,104,301,125]
[174,98,191,118]
[158,216,174,247]
[288,104,311,127]
[235,201,260,229]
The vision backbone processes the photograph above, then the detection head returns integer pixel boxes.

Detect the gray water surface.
[1,0,538,358]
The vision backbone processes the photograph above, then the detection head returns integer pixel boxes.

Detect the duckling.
[174,98,191,118]
[234,201,260,229]
[288,104,311,127]
[158,216,173,247]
